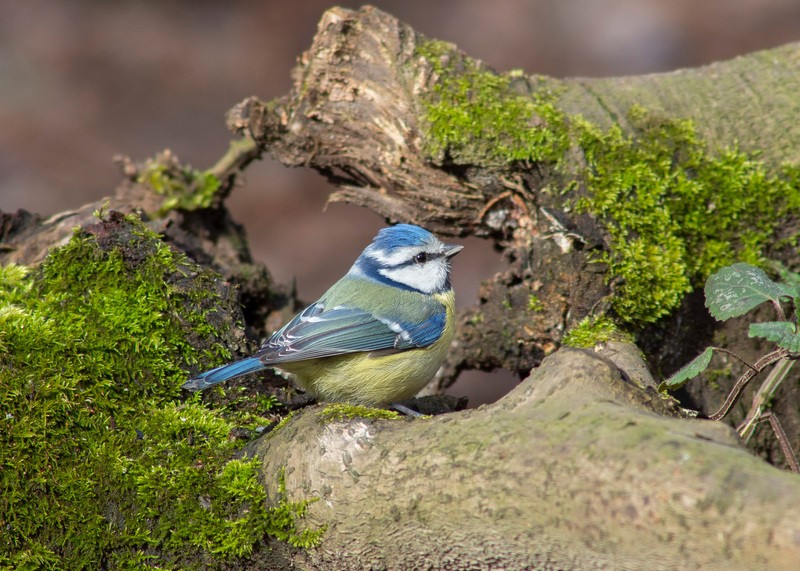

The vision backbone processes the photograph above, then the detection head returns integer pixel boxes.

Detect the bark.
[227,6,800,460]
[225,7,800,567]
[0,154,297,340]
[249,348,800,570]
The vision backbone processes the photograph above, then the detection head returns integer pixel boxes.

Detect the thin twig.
[756,412,800,473]
[771,299,787,323]
[708,346,758,372]
[707,348,788,421]
[737,358,796,441]
[208,136,261,181]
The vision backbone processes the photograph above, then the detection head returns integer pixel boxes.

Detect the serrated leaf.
[748,321,800,352]
[660,347,714,391]
[704,263,784,321]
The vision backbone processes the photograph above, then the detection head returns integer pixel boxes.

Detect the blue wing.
[256,301,446,364]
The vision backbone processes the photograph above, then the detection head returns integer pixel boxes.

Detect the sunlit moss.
[527,295,545,312]
[416,40,569,167]
[573,109,800,324]
[0,213,319,568]
[136,150,222,214]
[416,39,800,326]
[562,316,631,348]
[319,404,401,423]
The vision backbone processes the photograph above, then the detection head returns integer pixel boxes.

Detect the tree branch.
[248,349,800,570]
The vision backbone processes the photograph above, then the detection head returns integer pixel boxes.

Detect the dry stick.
[707,347,788,421]
[757,412,800,473]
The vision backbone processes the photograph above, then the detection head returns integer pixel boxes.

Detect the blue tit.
[183,224,463,408]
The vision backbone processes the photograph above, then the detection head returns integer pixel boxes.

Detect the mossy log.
[228,6,800,464]
[249,349,800,570]
[5,5,800,569]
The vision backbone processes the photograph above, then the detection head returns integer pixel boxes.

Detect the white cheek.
[379,262,447,294]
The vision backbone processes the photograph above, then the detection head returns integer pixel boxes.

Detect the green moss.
[0,213,319,568]
[417,42,800,326]
[416,40,569,167]
[267,410,297,436]
[561,316,632,348]
[572,108,800,324]
[527,295,545,312]
[319,404,401,423]
[214,385,281,429]
[136,151,222,215]
[268,466,327,548]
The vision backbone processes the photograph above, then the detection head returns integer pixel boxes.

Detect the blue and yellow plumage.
[183,224,462,408]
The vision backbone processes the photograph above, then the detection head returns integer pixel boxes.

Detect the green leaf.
[660,347,714,391]
[778,283,800,299]
[748,321,800,352]
[774,262,800,287]
[704,263,784,321]
[766,261,800,299]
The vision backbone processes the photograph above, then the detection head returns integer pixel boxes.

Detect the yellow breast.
[279,290,455,407]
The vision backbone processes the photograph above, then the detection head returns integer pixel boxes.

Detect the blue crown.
[369,224,434,252]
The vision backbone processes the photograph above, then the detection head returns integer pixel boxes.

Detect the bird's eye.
[414,252,428,264]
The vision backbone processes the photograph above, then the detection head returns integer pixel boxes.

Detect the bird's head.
[350,224,463,294]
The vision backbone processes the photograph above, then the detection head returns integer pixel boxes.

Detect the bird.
[183,224,463,410]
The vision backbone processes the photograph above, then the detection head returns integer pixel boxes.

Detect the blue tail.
[182,357,265,391]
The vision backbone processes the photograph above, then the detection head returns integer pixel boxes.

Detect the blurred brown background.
[2,1,798,404]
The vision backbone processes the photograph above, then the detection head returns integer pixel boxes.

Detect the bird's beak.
[443,243,464,258]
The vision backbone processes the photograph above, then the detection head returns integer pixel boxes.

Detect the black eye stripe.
[392,251,442,267]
